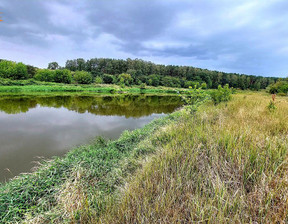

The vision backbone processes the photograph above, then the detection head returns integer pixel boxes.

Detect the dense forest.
[0,58,278,90]
[64,58,278,90]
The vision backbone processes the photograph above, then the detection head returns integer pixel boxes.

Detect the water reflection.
[0,94,182,182]
[0,94,182,117]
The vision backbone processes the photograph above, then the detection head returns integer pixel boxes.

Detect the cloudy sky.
[0,0,287,77]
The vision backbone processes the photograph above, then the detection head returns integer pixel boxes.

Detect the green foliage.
[73,71,93,84]
[210,84,232,105]
[65,57,277,90]
[161,76,181,88]
[54,69,72,84]
[118,73,133,86]
[94,76,103,84]
[181,87,210,113]
[0,60,28,80]
[184,81,200,88]
[267,100,277,112]
[47,62,59,70]
[139,83,146,89]
[34,69,56,82]
[268,80,288,94]
[103,74,114,84]
[26,65,37,78]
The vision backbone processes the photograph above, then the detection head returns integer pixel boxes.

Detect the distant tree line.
[0,58,279,89]
[64,58,278,90]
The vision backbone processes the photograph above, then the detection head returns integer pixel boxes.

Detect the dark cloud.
[0,0,288,76]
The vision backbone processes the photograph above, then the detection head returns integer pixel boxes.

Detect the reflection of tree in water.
[0,98,38,114]
[0,95,183,117]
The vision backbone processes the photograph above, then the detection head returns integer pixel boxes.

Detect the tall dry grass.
[99,92,288,223]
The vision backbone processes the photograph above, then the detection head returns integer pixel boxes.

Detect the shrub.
[54,69,72,84]
[103,74,114,84]
[184,81,200,88]
[34,69,55,82]
[94,76,103,84]
[73,71,93,84]
[161,76,181,88]
[181,87,210,114]
[0,60,28,80]
[210,84,232,105]
[118,73,133,86]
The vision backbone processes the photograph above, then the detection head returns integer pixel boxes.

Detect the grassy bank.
[1,91,288,223]
[0,83,189,95]
[99,92,288,223]
[0,110,182,223]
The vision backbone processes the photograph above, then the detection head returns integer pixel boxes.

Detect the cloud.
[0,0,288,76]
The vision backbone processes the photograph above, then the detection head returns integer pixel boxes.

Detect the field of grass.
[98,92,288,223]
[1,91,287,223]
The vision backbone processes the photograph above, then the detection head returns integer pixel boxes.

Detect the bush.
[94,76,103,84]
[103,74,114,84]
[0,60,28,80]
[161,76,181,88]
[184,81,200,88]
[268,80,288,94]
[210,84,232,105]
[54,69,72,84]
[181,87,210,114]
[34,69,55,82]
[73,71,93,84]
[118,73,133,86]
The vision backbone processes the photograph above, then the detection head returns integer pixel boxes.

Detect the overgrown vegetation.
[0,58,278,89]
[99,92,288,224]
[268,78,288,95]
[1,90,286,223]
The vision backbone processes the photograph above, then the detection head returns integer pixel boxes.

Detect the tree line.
[63,58,278,90]
[0,58,278,89]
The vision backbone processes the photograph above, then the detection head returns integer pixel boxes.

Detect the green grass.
[0,81,189,95]
[1,91,287,223]
[98,92,288,223]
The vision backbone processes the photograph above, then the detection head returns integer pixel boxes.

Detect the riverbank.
[0,83,189,95]
[1,92,287,223]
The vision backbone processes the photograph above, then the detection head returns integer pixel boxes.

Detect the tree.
[118,73,133,86]
[48,62,59,70]
[54,69,72,84]
[0,60,28,80]
[14,62,28,80]
[34,69,55,82]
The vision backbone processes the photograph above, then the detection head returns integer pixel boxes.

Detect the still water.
[0,94,182,182]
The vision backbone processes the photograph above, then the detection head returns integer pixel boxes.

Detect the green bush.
[118,73,133,86]
[103,74,114,84]
[73,71,93,84]
[34,69,55,82]
[94,76,103,84]
[210,84,232,105]
[0,60,28,80]
[268,80,288,94]
[184,81,200,88]
[54,69,72,84]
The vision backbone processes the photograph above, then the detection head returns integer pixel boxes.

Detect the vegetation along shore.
[0,58,288,223]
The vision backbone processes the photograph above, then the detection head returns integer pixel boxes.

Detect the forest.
[0,58,278,90]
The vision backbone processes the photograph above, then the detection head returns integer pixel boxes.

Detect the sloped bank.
[0,108,183,223]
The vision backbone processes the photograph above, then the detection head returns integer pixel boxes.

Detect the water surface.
[0,94,182,182]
